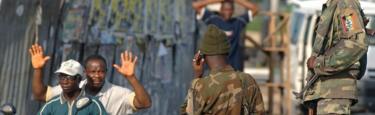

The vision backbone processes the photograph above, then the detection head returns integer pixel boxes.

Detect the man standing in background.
[192,0,259,71]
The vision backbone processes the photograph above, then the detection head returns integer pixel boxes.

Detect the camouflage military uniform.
[181,25,265,115]
[303,0,368,114]
[181,66,264,115]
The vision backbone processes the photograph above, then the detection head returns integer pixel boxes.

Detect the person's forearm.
[32,69,48,101]
[193,0,223,11]
[235,0,259,15]
[127,76,152,109]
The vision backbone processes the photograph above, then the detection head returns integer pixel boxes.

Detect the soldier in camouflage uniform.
[304,0,368,114]
[180,25,265,115]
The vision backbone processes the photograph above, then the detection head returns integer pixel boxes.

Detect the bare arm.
[29,44,50,101]
[127,76,152,109]
[192,0,224,13]
[32,69,47,101]
[235,0,259,16]
[113,51,151,109]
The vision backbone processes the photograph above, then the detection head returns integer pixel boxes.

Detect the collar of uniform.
[59,89,85,104]
[82,80,110,97]
[95,80,110,97]
[209,65,235,75]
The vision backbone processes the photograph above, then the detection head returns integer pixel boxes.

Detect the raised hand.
[113,51,138,78]
[29,44,50,69]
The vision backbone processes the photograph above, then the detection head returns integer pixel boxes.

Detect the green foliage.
[246,16,263,31]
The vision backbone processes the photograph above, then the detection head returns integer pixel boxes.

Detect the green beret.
[199,25,230,55]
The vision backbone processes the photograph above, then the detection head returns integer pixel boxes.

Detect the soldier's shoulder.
[236,72,257,84]
[336,0,361,9]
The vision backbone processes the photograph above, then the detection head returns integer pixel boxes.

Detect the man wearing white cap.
[37,59,107,115]
[29,44,151,115]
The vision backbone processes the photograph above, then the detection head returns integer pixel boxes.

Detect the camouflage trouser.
[316,98,352,115]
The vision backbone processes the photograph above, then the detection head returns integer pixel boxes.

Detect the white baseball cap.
[55,59,84,77]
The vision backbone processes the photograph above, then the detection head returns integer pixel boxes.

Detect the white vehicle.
[356,38,375,113]
[289,0,375,113]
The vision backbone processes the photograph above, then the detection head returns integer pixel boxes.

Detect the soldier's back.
[192,66,265,114]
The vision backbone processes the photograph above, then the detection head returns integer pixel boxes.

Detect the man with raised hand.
[29,44,151,115]
[37,59,107,115]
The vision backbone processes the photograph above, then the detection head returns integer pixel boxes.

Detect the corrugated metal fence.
[0,0,198,114]
[0,0,41,114]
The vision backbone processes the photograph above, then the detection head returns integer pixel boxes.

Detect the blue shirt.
[198,9,253,71]
[38,90,107,115]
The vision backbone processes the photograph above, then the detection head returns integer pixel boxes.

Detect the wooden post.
[267,0,278,114]
[245,11,293,115]
[282,14,292,115]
